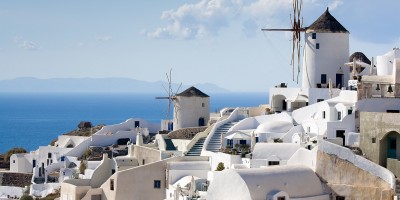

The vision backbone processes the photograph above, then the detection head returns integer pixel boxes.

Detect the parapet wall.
[316,140,395,199]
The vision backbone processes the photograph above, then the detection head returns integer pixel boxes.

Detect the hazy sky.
[1,0,399,92]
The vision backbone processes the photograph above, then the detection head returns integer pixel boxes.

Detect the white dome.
[256,121,293,133]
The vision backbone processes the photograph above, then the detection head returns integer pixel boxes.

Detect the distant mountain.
[0,77,230,94]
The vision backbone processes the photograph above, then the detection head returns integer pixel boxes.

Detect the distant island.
[0,77,230,93]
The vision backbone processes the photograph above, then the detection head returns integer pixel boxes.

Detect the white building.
[302,8,349,89]
[173,86,210,130]
[207,165,330,200]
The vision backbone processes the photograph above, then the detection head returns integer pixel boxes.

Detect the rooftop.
[176,86,209,98]
[306,8,349,33]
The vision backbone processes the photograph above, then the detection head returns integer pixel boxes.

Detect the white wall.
[287,148,318,171]
[326,113,356,140]
[308,88,341,105]
[171,139,191,152]
[10,154,32,173]
[30,183,60,198]
[209,152,242,170]
[174,96,210,130]
[376,49,400,76]
[302,32,349,89]
[56,136,87,148]
[0,186,25,199]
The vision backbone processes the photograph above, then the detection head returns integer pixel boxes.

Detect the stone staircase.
[206,121,238,152]
[164,139,177,151]
[186,138,206,156]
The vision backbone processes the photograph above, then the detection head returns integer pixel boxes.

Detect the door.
[336,130,345,146]
[336,73,343,88]
[388,137,397,159]
[198,117,205,126]
[282,100,287,111]
[134,121,140,128]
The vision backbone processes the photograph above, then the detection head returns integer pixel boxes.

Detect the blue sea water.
[0,93,268,153]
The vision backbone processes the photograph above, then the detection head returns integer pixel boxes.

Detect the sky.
[0,0,399,92]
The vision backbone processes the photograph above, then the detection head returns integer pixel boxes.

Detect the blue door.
[388,137,397,159]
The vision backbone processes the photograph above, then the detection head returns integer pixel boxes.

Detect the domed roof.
[349,52,371,65]
[306,8,348,33]
[256,121,293,133]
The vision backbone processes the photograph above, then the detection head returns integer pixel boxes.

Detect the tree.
[215,162,225,171]
[20,194,33,200]
[79,161,87,174]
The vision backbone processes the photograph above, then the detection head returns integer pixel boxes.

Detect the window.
[278,197,286,200]
[154,180,161,188]
[355,111,359,119]
[372,138,376,143]
[336,196,345,200]
[312,33,316,39]
[202,103,205,107]
[347,109,352,115]
[239,140,247,145]
[227,139,233,148]
[110,179,114,191]
[48,153,52,158]
[317,99,324,102]
[322,111,326,119]
[321,74,327,84]
[13,160,15,163]
[268,161,280,166]
[316,43,320,49]
[338,112,342,120]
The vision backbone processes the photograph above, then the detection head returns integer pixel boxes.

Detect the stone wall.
[316,151,394,199]
[167,127,207,139]
[0,172,32,187]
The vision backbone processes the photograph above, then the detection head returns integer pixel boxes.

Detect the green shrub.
[82,148,92,160]
[20,194,34,200]
[215,162,225,171]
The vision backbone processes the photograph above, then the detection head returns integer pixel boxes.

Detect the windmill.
[155,69,182,130]
[262,0,305,83]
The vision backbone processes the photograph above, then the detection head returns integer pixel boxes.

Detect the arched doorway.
[379,131,400,167]
[272,95,287,113]
[198,117,205,126]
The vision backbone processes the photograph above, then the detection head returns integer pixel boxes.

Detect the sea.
[0,92,268,153]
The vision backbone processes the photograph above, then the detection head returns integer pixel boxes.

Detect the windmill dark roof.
[176,86,209,97]
[306,8,349,33]
[349,52,371,65]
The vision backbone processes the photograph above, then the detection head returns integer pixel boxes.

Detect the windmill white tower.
[173,86,210,131]
[301,8,350,89]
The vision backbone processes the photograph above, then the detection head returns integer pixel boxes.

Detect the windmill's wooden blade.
[155,97,171,99]
[261,28,303,31]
